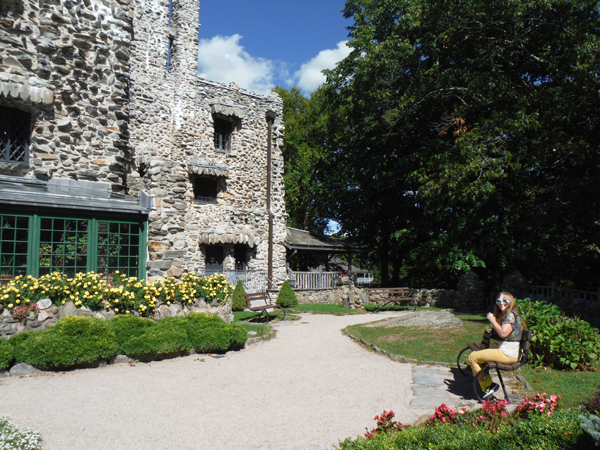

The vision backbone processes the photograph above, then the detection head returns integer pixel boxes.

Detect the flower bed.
[0,272,234,339]
[338,395,588,449]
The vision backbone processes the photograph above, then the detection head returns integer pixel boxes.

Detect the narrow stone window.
[205,245,224,273]
[214,118,232,153]
[192,175,218,203]
[0,106,30,163]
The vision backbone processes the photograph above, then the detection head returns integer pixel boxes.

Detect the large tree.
[324,0,600,289]
[273,86,333,233]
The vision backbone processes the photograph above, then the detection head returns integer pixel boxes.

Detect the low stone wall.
[0,298,232,340]
[294,286,459,309]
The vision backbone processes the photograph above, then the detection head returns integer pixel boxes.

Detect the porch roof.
[285,227,368,253]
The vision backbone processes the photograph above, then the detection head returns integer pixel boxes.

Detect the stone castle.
[0,0,287,284]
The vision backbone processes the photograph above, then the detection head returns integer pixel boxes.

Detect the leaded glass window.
[0,106,30,163]
[0,215,29,284]
[214,118,232,153]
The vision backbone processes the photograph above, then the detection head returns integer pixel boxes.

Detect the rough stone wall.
[295,286,459,309]
[127,0,287,281]
[0,297,233,340]
[0,0,134,190]
[1,0,288,283]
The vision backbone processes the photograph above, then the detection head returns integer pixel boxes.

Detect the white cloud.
[292,41,351,94]
[197,34,275,95]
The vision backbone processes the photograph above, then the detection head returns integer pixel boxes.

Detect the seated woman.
[467,291,527,399]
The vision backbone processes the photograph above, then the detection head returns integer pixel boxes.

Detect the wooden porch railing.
[291,271,341,290]
[530,283,600,302]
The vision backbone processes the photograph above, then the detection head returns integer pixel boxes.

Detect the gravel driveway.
[0,312,434,450]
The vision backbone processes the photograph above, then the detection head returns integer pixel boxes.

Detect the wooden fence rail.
[530,283,600,302]
[291,271,341,290]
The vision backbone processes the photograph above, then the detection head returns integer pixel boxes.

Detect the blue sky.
[196,0,353,95]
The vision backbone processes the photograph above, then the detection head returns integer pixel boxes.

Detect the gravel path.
[0,313,444,450]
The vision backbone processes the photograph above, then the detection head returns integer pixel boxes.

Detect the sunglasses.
[496,297,510,306]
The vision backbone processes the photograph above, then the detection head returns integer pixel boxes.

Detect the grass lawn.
[344,309,600,408]
[344,312,489,363]
[290,303,367,315]
[515,365,600,408]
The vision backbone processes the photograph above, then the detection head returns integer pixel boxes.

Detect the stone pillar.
[496,271,530,301]
[456,271,485,312]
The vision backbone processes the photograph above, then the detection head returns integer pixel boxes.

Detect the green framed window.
[97,221,141,280]
[0,211,146,283]
[0,215,29,281]
[39,218,89,277]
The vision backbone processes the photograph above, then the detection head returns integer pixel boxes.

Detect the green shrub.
[516,299,600,370]
[10,316,119,370]
[0,338,14,371]
[276,280,297,308]
[231,280,247,311]
[337,409,585,450]
[0,415,43,450]
[119,317,191,357]
[176,313,247,353]
[107,314,156,350]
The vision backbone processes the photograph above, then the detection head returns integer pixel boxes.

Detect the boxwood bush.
[276,280,298,308]
[516,298,600,370]
[231,280,247,311]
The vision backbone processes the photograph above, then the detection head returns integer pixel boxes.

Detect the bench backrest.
[245,292,272,307]
[519,329,533,364]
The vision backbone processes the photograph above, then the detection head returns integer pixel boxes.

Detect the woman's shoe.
[482,382,500,399]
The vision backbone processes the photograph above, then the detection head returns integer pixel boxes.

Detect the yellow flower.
[115,308,119,312]
[8,303,13,308]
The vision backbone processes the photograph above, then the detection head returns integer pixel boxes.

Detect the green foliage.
[0,415,43,450]
[337,409,584,450]
[113,313,246,357]
[321,0,600,289]
[10,316,119,370]
[276,280,298,308]
[0,338,14,371]
[272,86,333,232]
[517,299,600,370]
[178,313,247,353]
[580,414,600,447]
[231,280,247,311]
[5,313,247,371]
[106,314,156,349]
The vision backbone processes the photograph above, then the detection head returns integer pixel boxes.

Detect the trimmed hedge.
[10,316,119,370]
[6,313,247,371]
[337,409,586,450]
[0,338,14,371]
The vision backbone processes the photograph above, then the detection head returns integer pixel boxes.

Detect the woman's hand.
[487,312,513,339]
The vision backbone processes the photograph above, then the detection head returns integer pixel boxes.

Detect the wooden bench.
[366,287,417,312]
[457,329,533,402]
[244,292,286,322]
